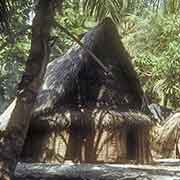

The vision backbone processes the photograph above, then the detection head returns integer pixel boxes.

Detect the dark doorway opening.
[127,128,136,160]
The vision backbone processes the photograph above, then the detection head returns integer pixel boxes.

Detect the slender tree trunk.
[0,0,63,179]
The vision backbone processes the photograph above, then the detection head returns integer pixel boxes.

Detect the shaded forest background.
[0,0,180,114]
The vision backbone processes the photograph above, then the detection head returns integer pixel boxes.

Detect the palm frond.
[82,0,124,23]
[81,0,163,23]
[166,0,180,14]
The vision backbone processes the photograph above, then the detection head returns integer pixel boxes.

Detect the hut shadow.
[21,107,152,164]
[21,106,152,165]
[60,107,151,164]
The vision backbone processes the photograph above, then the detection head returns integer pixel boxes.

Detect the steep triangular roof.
[32,18,145,121]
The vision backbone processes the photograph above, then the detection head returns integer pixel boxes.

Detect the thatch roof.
[30,107,152,132]
[156,112,180,155]
[32,17,145,123]
[0,18,150,133]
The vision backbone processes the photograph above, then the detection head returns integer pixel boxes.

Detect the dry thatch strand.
[30,107,152,131]
[156,112,180,155]
[25,107,152,164]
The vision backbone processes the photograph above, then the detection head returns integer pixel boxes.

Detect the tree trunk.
[0,0,63,179]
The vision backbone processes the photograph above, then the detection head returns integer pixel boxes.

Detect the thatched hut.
[20,18,152,164]
[156,112,180,158]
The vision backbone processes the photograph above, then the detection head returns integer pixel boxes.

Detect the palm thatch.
[32,17,146,124]
[30,106,152,132]
[156,112,180,158]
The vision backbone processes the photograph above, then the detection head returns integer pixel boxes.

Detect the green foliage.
[164,0,180,14]
[82,0,149,23]
[123,11,180,108]
[52,0,95,58]
[0,1,31,113]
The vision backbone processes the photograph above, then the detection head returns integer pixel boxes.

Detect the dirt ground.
[15,159,180,180]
